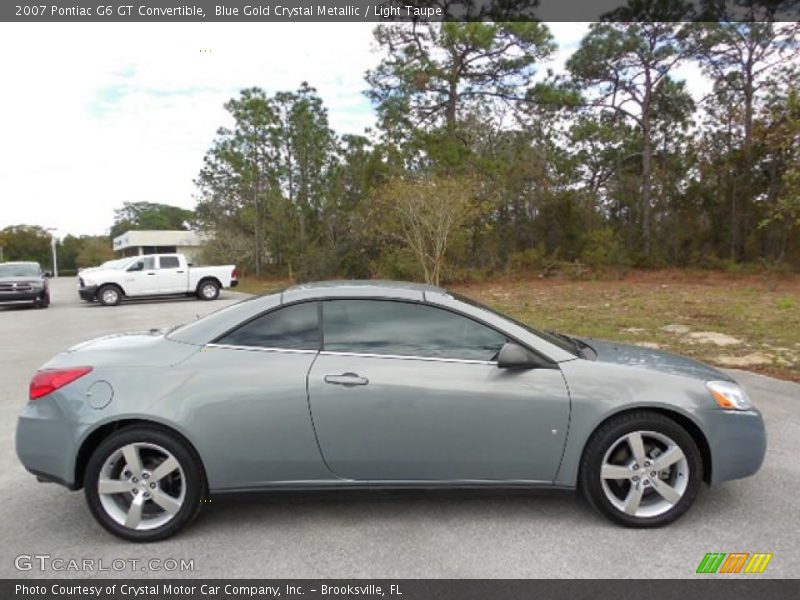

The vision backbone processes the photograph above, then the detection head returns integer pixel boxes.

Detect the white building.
[112,230,203,263]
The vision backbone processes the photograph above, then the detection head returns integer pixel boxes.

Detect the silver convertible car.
[16,281,766,541]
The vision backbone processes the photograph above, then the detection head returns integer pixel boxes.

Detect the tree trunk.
[253,184,262,277]
[641,96,653,259]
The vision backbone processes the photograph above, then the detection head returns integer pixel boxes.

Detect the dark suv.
[0,262,50,308]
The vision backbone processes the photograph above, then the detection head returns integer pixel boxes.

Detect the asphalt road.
[1,277,798,579]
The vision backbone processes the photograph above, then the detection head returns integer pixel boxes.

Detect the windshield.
[451,292,578,356]
[0,263,41,277]
[85,258,133,270]
[101,259,127,268]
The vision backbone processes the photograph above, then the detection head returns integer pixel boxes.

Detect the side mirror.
[497,342,552,370]
[43,271,52,278]
[128,262,144,272]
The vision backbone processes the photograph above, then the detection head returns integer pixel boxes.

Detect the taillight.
[231,268,238,280]
[29,367,93,400]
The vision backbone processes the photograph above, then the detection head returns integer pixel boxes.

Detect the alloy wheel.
[97,442,186,530]
[599,430,689,518]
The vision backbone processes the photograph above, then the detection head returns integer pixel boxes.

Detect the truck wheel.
[34,291,50,308]
[98,285,122,307]
[197,280,220,301]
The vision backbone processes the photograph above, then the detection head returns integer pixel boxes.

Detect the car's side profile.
[16,281,766,541]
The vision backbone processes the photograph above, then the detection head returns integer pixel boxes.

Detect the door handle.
[324,372,369,387]
[176,270,185,273]
[146,272,156,275]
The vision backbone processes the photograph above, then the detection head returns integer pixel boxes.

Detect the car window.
[159,256,180,269]
[216,302,320,350]
[128,257,155,271]
[322,300,507,361]
[451,293,578,357]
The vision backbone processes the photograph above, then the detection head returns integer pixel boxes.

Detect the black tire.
[84,426,206,542]
[34,291,50,308]
[196,279,220,301]
[579,410,702,528]
[97,284,122,306]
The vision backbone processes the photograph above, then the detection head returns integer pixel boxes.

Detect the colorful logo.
[696,552,773,574]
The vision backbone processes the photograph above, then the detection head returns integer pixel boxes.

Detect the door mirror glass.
[497,342,549,369]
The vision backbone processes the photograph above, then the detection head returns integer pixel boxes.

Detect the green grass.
[453,271,800,380]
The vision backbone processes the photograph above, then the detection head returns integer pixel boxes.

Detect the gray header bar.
[4,1,799,22]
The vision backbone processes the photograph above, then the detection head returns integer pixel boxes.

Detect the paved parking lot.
[1,277,798,578]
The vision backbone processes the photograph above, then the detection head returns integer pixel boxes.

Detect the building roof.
[113,230,202,250]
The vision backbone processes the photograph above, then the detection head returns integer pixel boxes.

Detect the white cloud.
[0,21,711,237]
[0,22,379,236]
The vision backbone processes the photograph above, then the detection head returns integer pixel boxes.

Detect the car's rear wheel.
[84,427,205,542]
[196,279,220,301]
[98,284,122,306]
[580,411,702,527]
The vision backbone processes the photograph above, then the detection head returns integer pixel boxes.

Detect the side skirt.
[210,480,575,494]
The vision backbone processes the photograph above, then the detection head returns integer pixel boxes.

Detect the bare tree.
[382,176,476,286]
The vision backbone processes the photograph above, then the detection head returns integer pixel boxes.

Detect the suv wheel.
[84,426,205,542]
[580,411,702,527]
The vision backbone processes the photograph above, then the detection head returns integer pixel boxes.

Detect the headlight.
[707,380,753,410]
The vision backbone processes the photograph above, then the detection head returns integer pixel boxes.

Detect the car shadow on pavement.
[189,488,597,531]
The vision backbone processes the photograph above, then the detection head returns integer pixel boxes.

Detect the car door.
[155,255,186,293]
[180,301,331,489]
[122,256,156,296]
[307,299,571,482]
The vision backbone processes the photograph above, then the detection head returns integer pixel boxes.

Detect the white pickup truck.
[78,253,238,306]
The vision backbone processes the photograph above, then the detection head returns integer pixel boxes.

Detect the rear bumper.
[78,285,98,301]
[16,396,80,490]
[230,280,239,288]
[703,408,767,484]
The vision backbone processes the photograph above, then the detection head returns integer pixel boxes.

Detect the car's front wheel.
[580,411,703,527]
[84,426,205,542]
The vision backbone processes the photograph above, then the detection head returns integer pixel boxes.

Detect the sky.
[0,22,708,237]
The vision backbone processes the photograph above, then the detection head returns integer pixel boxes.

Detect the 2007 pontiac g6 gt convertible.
[16,281,766,541]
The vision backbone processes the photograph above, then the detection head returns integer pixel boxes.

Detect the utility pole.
[46,227,58,277]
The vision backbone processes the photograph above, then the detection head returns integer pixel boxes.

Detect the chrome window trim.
[205,343,497,365]
[205,343,319,355]
[320,350,497,366]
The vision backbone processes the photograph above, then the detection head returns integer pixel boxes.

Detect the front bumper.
[703,408,767,484]
[78,285,98,301]
[0,290,42,303]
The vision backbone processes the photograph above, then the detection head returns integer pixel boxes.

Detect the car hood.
[0,276,43,284]
[578,337,733,382]
[79,267,117,278]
